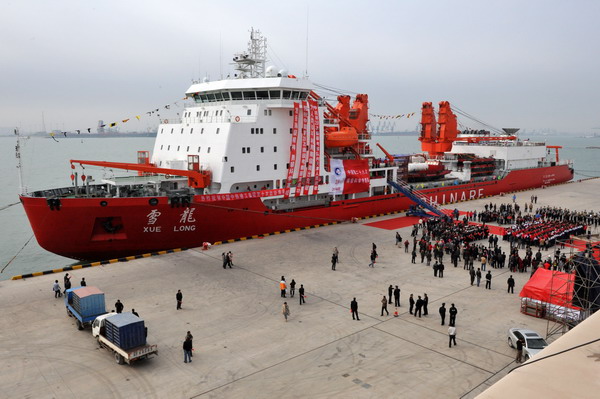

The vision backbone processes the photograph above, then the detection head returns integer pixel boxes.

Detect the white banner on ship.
[329,159,346,195]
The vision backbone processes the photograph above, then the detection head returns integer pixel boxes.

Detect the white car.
[507,328,548,361]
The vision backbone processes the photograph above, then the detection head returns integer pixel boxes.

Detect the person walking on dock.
[448,326,457,348]
[176,290,183,310]
[280,278,287,297]
[404,240,410,253]
[470,267,475,285]
[394,286,401,307]
[388,285,393,304]
[80,277,86,286]
[381,296,389,316]
[332,252,338,271]
[439,303,446,325]
[299,284,305,305]
[333,247,339,263]
[449,304,458,326]
[351,297,360,320]
[369,250,376,267]
[282,302,290,322]
[115,300,124,313]
[396,232,402,246]
[507,275,515,294]
[53,280,61,298]
[222,252,228,269]
[476,268,482,287]
[485,271,492,290]
[290,279,296,298]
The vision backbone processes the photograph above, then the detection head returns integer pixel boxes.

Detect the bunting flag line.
[49,97,192,138]
[370,112,416,119]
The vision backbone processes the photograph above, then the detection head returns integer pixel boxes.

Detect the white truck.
[92,313,158,365]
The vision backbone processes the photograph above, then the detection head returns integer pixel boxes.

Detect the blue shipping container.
[105,313,146,350]
[67,287,106,318]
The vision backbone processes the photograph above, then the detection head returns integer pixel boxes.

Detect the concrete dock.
[1,179,598,399]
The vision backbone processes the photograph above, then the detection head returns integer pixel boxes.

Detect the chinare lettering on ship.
[18,29,574,261]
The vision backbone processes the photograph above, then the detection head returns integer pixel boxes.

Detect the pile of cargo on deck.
[68,286,106,317]
[104,313,146,350]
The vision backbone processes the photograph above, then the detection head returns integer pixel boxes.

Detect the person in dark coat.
[299,284,305,305]
[351,297,359,320]
[485,271,492,289]
[423,293,429,315]
[469,268,475,285]
[63,273,71,294]
[183,337,193,363]
[438,262,444,278]
[331,253,337,271]
[290,279,296,297]
[394,286,400,307]
[80,277,87,286]
[439,303,447,325]
[409,294,415,315]
[414,296,423,318]
[115,300,124,313]
[176,289,183,310]
[507,275,515,294]
[449,304,458,326]
[132,309,139,317]
[388,285,393,304]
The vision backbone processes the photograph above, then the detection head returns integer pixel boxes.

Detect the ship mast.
[14,128,26,195]
[232,28,267,78]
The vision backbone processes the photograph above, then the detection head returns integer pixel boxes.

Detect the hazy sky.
[2,0,599,134]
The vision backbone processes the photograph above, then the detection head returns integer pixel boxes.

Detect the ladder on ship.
[387,180,445,217]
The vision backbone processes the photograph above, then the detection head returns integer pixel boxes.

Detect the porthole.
[100,201,108,207]
[149,198,159,206]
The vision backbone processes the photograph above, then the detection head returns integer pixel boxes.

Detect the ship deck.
[1,178,598,398]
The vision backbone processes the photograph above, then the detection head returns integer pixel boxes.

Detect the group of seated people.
[503,220,586,249]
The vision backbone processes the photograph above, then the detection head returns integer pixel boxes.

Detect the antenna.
[305,6,309,78]
[219,33,223,80]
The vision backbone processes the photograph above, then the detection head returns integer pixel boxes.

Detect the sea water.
[0,134,598,280]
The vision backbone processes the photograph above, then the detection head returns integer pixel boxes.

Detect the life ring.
[235,116,240,122]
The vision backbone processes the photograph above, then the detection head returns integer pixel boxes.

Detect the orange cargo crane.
[70,158,212,189]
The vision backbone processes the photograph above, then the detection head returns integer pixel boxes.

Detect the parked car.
[507,328,548,361]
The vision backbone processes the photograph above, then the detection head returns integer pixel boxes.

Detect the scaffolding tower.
[546,234,600,340]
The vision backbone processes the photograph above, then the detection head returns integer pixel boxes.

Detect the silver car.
[507,328,548,361]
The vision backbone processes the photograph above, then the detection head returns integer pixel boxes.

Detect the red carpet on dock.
[364,216,422,230]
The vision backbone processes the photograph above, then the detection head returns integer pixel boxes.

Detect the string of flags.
[370,112,417,119]
[49,97,189,138]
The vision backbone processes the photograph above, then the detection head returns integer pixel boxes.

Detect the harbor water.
[0,134,598,280]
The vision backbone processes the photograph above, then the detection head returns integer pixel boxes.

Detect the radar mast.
[232,28,267,78]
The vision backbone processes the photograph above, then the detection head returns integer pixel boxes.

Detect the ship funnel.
[502,128,520,135]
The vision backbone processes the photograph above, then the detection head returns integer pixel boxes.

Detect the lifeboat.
[325,126,359,148]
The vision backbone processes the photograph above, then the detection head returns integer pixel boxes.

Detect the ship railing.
[163,115,260,125]
[394,178,440,208]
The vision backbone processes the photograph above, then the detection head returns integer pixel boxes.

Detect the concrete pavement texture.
[1,179,598,399]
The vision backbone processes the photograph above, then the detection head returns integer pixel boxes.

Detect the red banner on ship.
[284,102,300,199]
[311,99,321,195]
[197,188,287,202]
[329,159,370,195]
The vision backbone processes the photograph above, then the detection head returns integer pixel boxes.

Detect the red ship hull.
[20,165,573,260]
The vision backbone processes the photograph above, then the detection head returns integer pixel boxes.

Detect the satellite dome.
[278,69,288,77]
[266,65,277,77]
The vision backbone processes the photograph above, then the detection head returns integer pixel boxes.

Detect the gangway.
[387,180,445,217]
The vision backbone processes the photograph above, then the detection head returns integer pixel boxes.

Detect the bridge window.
[282,90,291,99]
[299,92,309,100]
[291,91,300,100]
[256,91,268,99]
[243,91,256,100]
[269,90,281,99]
[231,91,243,100]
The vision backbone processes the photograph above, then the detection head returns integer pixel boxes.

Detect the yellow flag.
[122,119,130,123]
[135,115,141,120]
[110,122,117,127]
